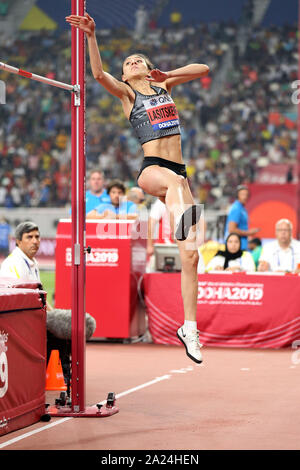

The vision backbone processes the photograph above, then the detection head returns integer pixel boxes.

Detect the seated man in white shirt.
[258,218,300,273]
[0,221,42,282]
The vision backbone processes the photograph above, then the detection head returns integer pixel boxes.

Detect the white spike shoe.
[177,325,203,364]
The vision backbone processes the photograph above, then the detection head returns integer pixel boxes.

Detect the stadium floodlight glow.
[0,0,118,418]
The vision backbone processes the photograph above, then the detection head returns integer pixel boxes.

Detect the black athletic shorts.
[137,156,187,182]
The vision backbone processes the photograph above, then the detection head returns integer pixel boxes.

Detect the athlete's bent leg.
[138,166,203,362]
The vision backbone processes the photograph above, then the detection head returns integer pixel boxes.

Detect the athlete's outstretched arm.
[66,13,129,99]
[147,64,210,90]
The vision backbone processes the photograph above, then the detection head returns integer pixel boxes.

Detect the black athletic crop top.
[129,85,181,145]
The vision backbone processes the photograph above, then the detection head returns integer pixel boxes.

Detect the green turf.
[40,270,55,306]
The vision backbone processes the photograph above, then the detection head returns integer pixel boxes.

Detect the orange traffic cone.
[46,350,67,391]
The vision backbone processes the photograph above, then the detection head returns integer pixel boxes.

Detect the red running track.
[0,342,299,450]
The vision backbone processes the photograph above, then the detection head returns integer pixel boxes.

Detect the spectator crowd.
[0,17,297,209]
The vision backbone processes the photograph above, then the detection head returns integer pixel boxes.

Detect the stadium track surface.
[0,342,300,450]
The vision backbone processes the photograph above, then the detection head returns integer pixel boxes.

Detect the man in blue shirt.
[224,185,260,250]
[86,169,111,215]
[86,180,138,219]
[0,217,11,257]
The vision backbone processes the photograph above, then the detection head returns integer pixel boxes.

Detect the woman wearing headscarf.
[206,233,255,272]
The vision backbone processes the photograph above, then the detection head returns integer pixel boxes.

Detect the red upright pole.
[71,0,86,412]
[48,0,118,417]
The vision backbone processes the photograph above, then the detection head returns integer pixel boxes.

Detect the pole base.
[47,404,119,418]
[47,392,119,418]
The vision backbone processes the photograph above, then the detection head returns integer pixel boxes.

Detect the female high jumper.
[66,12,210,363]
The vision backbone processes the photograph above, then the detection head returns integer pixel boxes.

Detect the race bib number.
[143,94,179,131]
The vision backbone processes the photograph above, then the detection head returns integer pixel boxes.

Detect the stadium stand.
[0,0,297,208]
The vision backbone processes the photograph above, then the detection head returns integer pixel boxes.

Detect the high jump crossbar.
[0,61,76,93]
[0,0,118,418]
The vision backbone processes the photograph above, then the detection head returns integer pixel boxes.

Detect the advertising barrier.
[55,219,147,339]
[0,287,46,435]
[143,272,300,348]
